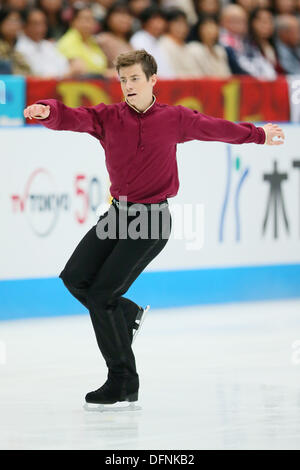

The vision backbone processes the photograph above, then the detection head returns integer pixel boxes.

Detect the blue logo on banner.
[0,75,25,126]
[219,145,250,242]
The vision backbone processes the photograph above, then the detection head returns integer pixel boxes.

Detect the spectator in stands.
[61,0,99,32]
[128,0,152,33]
[3,0,30,14]
[220,4,248,51]
[130,5,174,77]
[220,4,277,78]
[91,0,117,23]
[249,7,284,74]
[57,5,112,77]
[37,0,67,41]
[219,4,249,73]
[16,8,76,77]
[128,0,151,19]
[159,8,199,77]
[272,0,296,15]
[187,15,231,77]
[96,1,134,68]
[257,0,272,7]
[231,0,259,14]
[61,0,115,25]
[161,0,198,25]
[275,14,300,74]
[193,0,221,19]
[0,7,31,74]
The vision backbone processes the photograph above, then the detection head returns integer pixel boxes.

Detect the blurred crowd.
[1,0,300,79]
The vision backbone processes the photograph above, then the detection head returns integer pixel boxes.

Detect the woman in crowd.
[2,0,30,13]
[187,15,231,77]
[0,7,31,74]
[37,0,67,41]
[193,0,221,19]
[96,1,134,68]
[159,8,199,77]
[248,6,284,74]
[127,0,152,33]
[91,0,117,23]
[272,0,296,15]
[232,0,260,14]
[57,5,111,77]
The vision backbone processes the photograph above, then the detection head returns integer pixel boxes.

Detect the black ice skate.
[84,379,141,412]
[132,305,150,343]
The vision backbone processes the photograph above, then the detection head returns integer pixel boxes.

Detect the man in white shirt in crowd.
[130,5,174,78]
[16,7,78,78]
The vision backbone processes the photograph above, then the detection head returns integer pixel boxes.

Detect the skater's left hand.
[262,123,285,145]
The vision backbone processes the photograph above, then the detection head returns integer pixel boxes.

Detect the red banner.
[26,75,290,124]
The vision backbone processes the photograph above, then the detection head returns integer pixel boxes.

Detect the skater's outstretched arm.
[23,99,105,138]
[177,105,285,146]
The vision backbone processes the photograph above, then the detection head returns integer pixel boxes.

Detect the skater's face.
[119,63,157,112]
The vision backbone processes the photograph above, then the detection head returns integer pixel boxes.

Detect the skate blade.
[133,305,150,343]
[83,401,141,413]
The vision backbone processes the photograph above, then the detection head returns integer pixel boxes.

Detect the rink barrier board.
[0,263,299,321]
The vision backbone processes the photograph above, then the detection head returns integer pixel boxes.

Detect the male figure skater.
[23,49,285,409]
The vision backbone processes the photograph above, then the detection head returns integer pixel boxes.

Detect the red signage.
[26,75,290,124]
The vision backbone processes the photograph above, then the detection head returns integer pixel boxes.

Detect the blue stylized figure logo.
[219,145,249,242]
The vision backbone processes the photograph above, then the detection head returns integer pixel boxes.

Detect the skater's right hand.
[24,104,50,120]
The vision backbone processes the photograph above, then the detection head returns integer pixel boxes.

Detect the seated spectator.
[128,0,151,32]
[187,15,231,77]
[57,5,110,77]
[3,0,30,13]
[0,7,31,74]
[161,0,198,25]
[219,4,248,54]
[231,0,259,14]
[130,5,174,77]
[37,0,67,41]
[16,8,73,78]
[272,0,296,15]
[193,0,220,19]
[128,0,151,19]
[91,0,117,23]
[96,1,134,68]
[159,8,199,77]
[249,7,284,74]
[275,14,300,74]
[220,4,276,78]
[61,0,114,26]
[296,0,300,18]
[258,0,272,6]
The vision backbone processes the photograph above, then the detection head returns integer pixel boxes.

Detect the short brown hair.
[114,49,158,80]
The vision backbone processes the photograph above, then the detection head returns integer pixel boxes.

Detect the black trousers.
[59,199,172,387]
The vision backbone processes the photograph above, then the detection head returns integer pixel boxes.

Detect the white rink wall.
[0,124,299,319]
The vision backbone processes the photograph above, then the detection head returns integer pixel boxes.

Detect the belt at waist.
[112,197,168,210]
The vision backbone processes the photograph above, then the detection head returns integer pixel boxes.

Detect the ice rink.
[1,299,300,450]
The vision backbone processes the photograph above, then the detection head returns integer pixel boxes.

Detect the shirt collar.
[125,95,156,114]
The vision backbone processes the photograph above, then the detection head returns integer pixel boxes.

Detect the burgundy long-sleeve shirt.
[36,97,266,203]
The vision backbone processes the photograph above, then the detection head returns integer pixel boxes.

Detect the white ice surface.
[1,299,300,450]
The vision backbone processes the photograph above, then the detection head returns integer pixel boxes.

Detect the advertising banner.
[26,76,290,124]
[0,75,25,126]
[1,124,299,280]
[0,127,110,279]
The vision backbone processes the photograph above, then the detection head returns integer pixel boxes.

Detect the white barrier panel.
[0,124,299,281]
[0,127,110,279]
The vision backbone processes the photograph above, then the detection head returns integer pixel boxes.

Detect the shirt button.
[141,146,145,151]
